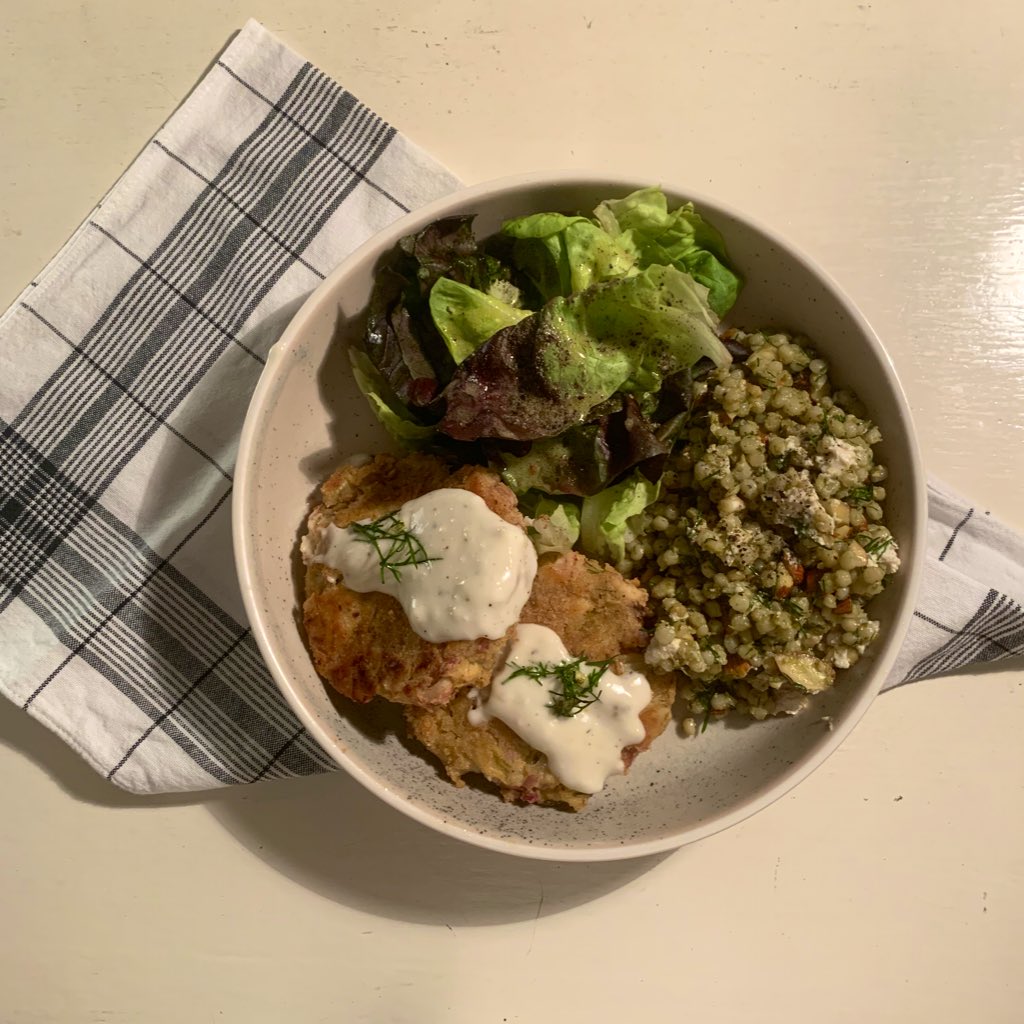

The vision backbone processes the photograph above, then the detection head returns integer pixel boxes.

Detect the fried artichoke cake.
[405,670,676,810]
[301,452,526,706]
[405,553,677,809]
[520,551,648,660]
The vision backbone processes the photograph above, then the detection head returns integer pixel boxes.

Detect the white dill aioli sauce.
[469,624,652,794]
[303,488,537,643]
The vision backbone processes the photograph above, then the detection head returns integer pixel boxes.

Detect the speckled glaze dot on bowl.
[233,172,926,862]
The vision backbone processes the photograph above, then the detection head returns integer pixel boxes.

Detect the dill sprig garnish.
[349,511,439,584]
[505,657,613,717]
[696,685,724,733]
[857,533,895,558]
[846,485,874,504]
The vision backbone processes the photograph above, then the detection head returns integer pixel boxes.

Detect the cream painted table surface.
[2,3,1022,1022]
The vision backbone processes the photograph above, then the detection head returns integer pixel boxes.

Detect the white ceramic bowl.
[233,172,926,861]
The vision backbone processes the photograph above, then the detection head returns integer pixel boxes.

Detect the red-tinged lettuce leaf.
[401,215,518,294]
[349,349,436,444]
[363,216,522,411]
[364,264,451,410]
[499,394,671,497]
[400,216,478,280]
[438,265,730,443]
[437,297,629,441]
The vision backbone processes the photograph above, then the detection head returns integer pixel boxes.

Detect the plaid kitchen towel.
[0,22,1021,794]
[884,482,1024,689]
[0,20,459,792]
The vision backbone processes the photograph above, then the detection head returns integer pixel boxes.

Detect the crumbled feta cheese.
[818,436,864,476]
[831,647,854,669]
[760,469,835,541]
[878,543,901,574]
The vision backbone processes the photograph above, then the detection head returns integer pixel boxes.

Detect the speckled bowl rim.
[234,171,927,862]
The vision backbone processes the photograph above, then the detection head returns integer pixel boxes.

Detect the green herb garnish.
[846,485,874,504]
[857,533,895,558]
[349,511,439,584]
[821,410,846,437]
[505,657,612,717]
[697,685,723,732]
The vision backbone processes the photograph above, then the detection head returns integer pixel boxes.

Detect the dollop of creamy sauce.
[469,624,652,794]
[303,488,537,643]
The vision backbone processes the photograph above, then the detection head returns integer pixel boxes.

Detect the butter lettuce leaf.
[519,494,581,556]
[579,473,660,565]
[503,213,638,298]
[593,187,741,315]
[429,277,530,365]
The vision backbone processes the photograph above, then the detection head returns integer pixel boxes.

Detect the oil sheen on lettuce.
[351,187,742,561]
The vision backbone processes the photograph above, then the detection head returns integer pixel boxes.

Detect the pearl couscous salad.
[625,328,900,731]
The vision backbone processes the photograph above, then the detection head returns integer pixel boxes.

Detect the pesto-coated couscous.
[618,329,900,730]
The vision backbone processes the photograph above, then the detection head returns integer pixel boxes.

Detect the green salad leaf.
[522,495,582,556]
[579,472,660,565]
[429,277,530,365]
[593,187,741,316]
[440,263,729,442]
[351,187,741,546]
[502,213,638,298]
[349,350,436,444]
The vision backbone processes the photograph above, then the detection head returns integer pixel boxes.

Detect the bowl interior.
[234,176,925,860]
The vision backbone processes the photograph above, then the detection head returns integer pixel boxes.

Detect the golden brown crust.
[623,667,677,769]
[318,452,451,524]
[301,453,521,706]
[405,556,674,810]
[302,451,678,807]
[520,551,648,661]
[406,672,676,810]
[406,692,590,810]
[303,562,508,704]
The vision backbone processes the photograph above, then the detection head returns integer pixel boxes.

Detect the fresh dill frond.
[505,657,612,717]
[697,685,723,733]
[857,533,895,558]
[846,485,874,504]
[349,511,439,584]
